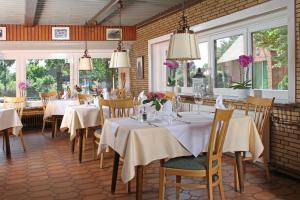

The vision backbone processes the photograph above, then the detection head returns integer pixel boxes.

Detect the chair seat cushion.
[94,129,102,138]
[162,155,218,170]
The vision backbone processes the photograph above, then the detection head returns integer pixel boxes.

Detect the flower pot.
[233,89,250,99]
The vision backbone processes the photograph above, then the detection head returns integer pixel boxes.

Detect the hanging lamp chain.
[178,0,189,33]
[84,21,89,57]
[117,0,123,51]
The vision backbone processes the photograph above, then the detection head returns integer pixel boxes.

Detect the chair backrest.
[207,108,234,169]
[165,91,176,100]
[109,98,134,118]
[111,89,126,99]
[245,96,274,139]
[98,98,111,126]
[3,97,26,119]
[39,91,58,109]
[77,93,94,104]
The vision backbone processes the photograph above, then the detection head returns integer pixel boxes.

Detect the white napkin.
[215,95,225,109]
[138,91,147,102]
[103,88,109,99]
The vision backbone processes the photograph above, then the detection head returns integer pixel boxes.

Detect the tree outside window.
[0,60,16,97]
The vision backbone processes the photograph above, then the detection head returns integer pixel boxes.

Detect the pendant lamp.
[79,23,93,70]
[167,0,200,61]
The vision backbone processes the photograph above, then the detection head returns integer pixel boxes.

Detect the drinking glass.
[194,92,204,114]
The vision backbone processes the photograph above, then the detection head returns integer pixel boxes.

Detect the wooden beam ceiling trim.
[0,25,136,41]
[87,0,120,25]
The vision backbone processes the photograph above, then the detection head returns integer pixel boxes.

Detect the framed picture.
[106,28,122,40]
[136,56,144,80]
[52,27,70,40]
[0,27,6,41]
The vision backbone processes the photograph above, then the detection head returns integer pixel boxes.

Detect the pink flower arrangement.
[143,92,167,111]
[163,60,179,70]
[92,85,103,96]
[18,81,31,91]
[238,55,253,68]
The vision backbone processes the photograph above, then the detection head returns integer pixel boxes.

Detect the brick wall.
[130,0,300,177]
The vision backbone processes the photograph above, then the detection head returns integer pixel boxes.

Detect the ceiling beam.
[88,0,137,25]
[24,0,46,26]
[136,0,203,29]
[87,0,120,25]
[24,0,38,26]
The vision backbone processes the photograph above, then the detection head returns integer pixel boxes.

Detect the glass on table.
[194,92,204,114]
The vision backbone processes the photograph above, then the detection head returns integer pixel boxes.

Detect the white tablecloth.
[0,108,23,135]
[99,111,264,183]
[60,105,101,140]
[44,99,78,119]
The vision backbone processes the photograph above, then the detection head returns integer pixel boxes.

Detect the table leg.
[136,166,144,200]
[111,152,120,193]
[71,137,76,153]
[78,129,84,163]
[51,115,56,138]
[3,129,11,159]
[235,151,244,193]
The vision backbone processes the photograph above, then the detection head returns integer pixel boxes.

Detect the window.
[79,58,116,93]
[252,26,288,90]
[0,60,16,97]
[215,35,244,88]
[26,59,70,99]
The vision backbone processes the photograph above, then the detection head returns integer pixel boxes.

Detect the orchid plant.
[230,55,253,89]
[18,80,31,97]
[143,92,167,111]
[164,60,179,87]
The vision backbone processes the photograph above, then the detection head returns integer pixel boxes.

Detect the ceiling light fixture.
[167,0,200,61]
[79,22,93,70]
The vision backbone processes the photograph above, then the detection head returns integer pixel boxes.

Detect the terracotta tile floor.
[0,130,299,200]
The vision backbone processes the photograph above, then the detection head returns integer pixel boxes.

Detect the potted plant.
[230,55,253,99]
[164,60,178,92]
[18,80,31,97]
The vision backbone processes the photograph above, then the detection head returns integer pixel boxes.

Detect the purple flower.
[163,60,179,70]
[18,81,31,90]
[238,55,253,68]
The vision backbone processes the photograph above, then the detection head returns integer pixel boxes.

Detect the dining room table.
[44,99,79,138]
[0,108,23,159]
[60,104,103,163]
[98,111,264,200]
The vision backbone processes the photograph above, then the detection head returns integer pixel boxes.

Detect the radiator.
[22,108,44,130]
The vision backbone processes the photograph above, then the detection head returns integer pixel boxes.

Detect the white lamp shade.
[79,57,93,70]
[109,50,131,68]
[167,32,200,60]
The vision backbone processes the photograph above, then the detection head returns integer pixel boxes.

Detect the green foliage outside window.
[0,60,16,97]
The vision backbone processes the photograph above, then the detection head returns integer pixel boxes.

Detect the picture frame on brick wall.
[0,27,6,41]
[136,56,144,80]
[106,28,122,40]
[52,27,70,40]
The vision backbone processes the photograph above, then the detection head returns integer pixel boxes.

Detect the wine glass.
[194,92,204,114]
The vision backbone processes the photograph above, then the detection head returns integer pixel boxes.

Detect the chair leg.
[159,168,166,200]
[99,152,104,169]
[263,154,270,181]
[218,169,225,200]
[54,119,58,137]
[93,136,96,159]
[41,120,46,134]
[19,130,26,152]
[85,128,88,139]
[176,175,181,200]
[207,172,213,200]
[3,135,5,151]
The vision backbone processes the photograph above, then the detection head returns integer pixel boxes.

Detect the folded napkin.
[103,88,109,99]
[138,91,147,102]
[215,95,225,109]
[162,100,172,114]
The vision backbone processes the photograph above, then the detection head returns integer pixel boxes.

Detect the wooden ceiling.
[0,0,184,26]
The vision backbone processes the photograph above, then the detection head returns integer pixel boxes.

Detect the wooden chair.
[93,98,111,168]
[77,93,94,104]
[234,96,275,189]
[3,97,27,151]
[109,98,135,118]
[40,91,59,135]
[110,89,126,99]
[165,91,176,100]
[159,108,234,200]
